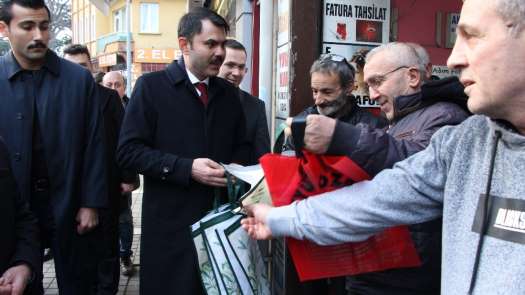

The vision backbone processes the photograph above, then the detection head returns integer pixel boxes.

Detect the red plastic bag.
[260,152,421,281]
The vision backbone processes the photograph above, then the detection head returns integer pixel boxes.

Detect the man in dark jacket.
[0,137,40,295]
[64,45,138,294]
[0,1,107,294]
[102,70,138,278]
[117,8,249,295]
[218,39,270,165]
[284,53,387,152]
[287,42,469,294]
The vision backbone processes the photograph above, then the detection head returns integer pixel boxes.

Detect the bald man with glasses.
[284,42,469,294]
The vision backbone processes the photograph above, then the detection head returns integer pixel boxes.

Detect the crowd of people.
[0,0,524,294]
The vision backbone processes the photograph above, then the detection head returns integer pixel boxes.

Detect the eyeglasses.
[319,53,355,77]
[365,66,409,90]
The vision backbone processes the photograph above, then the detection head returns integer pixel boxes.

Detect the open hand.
[241,204,274,240]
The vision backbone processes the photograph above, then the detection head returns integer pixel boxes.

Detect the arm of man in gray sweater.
[267,126,453,245]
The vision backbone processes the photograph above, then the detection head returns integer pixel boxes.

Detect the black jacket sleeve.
[117,76,193,186]
[253,99,271,161]
[327,104,468,176]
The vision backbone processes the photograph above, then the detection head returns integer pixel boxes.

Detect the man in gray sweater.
[242,0,525,293]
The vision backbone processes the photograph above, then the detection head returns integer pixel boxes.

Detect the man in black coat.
[0,137,40,295]
[0,1,107,294]
[117,8,249,295]
[102,71,139,278]
[64,45,138,294]
[218,39,270,165]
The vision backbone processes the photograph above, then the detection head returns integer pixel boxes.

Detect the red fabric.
[195,82,208,106]
[260,152,421,281]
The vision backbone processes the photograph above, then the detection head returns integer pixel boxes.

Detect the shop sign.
[134,48,181,63]
[323,0,390,45]
[278,0,290,47]
[276,44,290,119]
[98,53,117,67]
[445,13,460,48]
[431,65,460,79]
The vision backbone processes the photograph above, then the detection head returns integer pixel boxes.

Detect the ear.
[407,67,422,88]
[178,37,190,56]
[0,21,9,38]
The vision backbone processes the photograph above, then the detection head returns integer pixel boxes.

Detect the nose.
[33,27,44,41]
[447,35,467,70]
[313,93,325,105]
[369,86,381,101]
[216,44,225,58]
[232,67,242,77]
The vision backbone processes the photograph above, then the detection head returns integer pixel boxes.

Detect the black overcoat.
[0,51,108,294]
[239,90,270,165]
[117,59,249,294]
[0,137,40,292]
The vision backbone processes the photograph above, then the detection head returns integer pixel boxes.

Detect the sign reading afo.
[134,48,182,63]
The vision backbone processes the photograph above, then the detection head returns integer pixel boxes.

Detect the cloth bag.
[260,152,421,281]
[192,179,270,294]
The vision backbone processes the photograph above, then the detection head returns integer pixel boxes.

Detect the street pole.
[125,0,132,97]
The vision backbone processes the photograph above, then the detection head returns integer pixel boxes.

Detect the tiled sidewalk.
[44,188,143,295]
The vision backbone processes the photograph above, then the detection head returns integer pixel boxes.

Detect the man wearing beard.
[284,54,387,152]
[117,7,249,295]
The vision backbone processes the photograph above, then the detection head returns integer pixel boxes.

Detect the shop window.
[140,3,159,33]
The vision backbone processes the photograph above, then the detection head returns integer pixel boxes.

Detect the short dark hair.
[224,39,246,54]
[0,0,51,25]
[64,44,91,60]
[177,7,229,43]
[311,54,356,90]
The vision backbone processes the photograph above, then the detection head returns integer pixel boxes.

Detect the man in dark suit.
[64,45,138,294]
[117,7,249,295]
[0,137,40,295]
[0,1,107,293]
[218,39,270,165]
[102,71,138,278]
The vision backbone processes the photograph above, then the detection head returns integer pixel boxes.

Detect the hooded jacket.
[268,115,525,294]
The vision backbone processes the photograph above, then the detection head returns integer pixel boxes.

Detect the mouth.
[460,79,475,95]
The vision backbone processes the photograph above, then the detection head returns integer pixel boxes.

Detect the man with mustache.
[0,0,107,294]
[283,53,387,152]
[117,7,249,295]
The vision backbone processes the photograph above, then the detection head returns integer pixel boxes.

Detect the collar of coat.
[3,49,60,81]
[165,58,224,101]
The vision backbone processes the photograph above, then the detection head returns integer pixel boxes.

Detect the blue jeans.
[119,193,133,258]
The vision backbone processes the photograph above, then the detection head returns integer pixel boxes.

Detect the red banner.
[260,152,421,281]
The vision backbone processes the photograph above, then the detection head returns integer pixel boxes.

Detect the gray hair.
[406,42,431,79]
[310,54,355,90]
[494,0,525,34]
[366,42,421,69]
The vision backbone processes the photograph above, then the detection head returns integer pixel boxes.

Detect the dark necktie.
[195,82,208,106]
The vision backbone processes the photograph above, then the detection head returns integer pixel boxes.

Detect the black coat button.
[16,113,24,120]
[13,153,21,161]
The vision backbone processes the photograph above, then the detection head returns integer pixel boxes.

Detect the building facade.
[71,0,196,84]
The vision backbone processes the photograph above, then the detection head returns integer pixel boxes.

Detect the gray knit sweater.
[268,115,525,294]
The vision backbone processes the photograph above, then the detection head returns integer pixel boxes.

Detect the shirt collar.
[185,67,209,86]
[6,49,60,80]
